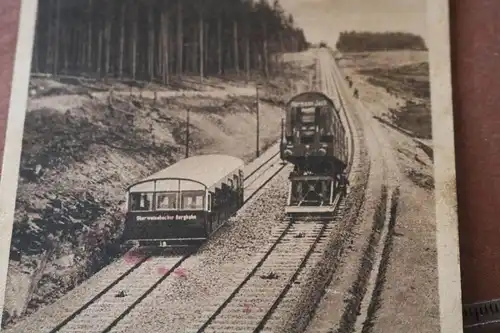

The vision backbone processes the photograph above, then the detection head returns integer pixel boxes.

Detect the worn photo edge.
[427,0,464,332]
[0,0,465,331]
[0,0,39,321]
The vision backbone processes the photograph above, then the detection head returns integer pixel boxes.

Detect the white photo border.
[428,0,464,332]
[0,0,39,319]
[0,0,464,332]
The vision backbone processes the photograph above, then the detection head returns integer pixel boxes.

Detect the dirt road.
[338,51,439,333]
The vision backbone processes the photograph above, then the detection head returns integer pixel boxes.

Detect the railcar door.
[213,188,222,230]
[233,173,241,208]
[206,192,214,235]
[286,107,297,142]
[220,183,230,220]
[314,107,321,144]
[239,170,244,206]
[123,192,155,241]
[226,178,233,212]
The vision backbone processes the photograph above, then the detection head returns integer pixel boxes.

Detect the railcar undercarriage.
[285,158,347,218]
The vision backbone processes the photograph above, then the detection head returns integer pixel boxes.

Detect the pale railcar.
[122,154,244,247]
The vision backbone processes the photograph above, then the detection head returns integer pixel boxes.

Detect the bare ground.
[2,50,316,328]
[338,51,439,332]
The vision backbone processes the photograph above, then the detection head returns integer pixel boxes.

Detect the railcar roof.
[128,154,244,192]
[286,91,335,106]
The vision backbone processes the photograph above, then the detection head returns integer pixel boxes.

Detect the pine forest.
[32,0,310,83]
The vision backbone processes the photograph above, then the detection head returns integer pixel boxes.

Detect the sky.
[278,0,427,47]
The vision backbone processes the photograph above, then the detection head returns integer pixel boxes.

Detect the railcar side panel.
[123,211,208,241]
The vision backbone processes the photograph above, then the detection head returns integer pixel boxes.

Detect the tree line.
[32,0,309,83]
[335,31,427,52]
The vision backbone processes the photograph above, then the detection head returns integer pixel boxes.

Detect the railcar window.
[156,192,178,210]
[301,114,315,123]
[129,192,154,211]
[300,107,315,123]
[181,191,205,210]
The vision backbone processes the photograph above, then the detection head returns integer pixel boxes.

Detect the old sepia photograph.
[0,0,461,332]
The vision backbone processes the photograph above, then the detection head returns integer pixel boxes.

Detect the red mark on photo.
[124,251,149,265]
[243,303,251,314]
[173,267,187,278]
[155,267,187,278]
[157,266,171,275]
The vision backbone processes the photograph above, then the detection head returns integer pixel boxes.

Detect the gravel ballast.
[93,166,294,333]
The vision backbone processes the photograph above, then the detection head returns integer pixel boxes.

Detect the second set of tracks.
[186,199,351,333]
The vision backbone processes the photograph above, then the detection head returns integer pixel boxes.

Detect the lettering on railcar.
[289,100,328,107]
[136,214,197,221]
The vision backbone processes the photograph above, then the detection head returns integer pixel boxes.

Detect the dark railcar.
[122,154,245,248]
[281,91,348,174]
[280,91,350,216]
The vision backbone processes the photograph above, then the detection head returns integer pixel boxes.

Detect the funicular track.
[277,51,371,333]
[186,216,338,333]
[185,52,357,333]
[243,149,286,203]
[33,151,286,333]
[244,150,281,182]
[185,192,354,333]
